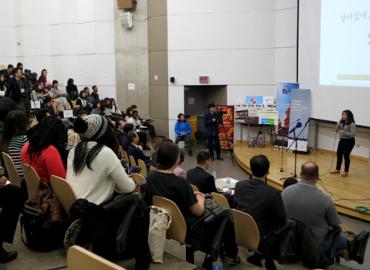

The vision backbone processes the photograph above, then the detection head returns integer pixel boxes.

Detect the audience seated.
[67,115,135,205]
[145,142,240,269]
[0,110,28,178]
[130,105,156,139]
[175,113,192,156]
[127,131,151,168]
[282,161,369,264]
[187,151,217,193]
[76,89,90,111]
[173,150,186,179]
[21,116,67,183]
[0,97,18,145]
[49,80,70,114]
[234,155,286,270]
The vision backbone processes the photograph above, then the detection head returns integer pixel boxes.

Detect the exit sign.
[199,76,209,84]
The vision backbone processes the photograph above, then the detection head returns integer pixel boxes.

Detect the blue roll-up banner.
[276,83,300,137]
[287,89,311,152]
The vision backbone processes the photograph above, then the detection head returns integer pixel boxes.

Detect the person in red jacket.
[21,116,67,182]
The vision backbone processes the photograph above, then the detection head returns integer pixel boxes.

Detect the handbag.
[20,204,63,252]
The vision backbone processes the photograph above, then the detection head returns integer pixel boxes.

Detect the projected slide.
[320,0,370,87]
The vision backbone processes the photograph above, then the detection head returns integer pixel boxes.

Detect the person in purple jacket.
[175,113,192,156]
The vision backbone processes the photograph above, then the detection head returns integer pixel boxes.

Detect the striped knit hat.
[73,114,108,141]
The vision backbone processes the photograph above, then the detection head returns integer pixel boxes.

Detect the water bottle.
[212,260,224,270]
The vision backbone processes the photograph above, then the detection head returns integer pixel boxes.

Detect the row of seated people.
[0,96,369,269]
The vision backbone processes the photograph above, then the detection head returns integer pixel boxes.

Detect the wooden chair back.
[50,175,77,216]
[132,173,146,185]
[137,159,147,177]
[211,192,230,208]
[1,152,22,187]
[129,155,137,166]
[67,245,127,270]
[118,146,129,162]
[191,184,199,192]
[152,195,187,244]
[22,163,40,199]
[231,209,260,252]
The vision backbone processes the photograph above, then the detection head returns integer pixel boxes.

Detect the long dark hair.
[27,116,68,163]
[0,110,28,152]
[73,120,118,174]
[341,110,355,125]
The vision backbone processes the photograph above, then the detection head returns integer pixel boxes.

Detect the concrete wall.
[114,0,150,117]
[148,0,169,136]
[166,0,297,140]
[0,0,116,99]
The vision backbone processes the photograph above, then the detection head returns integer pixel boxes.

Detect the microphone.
[289,121,302,134]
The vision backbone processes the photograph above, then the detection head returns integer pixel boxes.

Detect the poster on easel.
[217,105,234,150]
[287,89,311,153]
[276,83,300,137]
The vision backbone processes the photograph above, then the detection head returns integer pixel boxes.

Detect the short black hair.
[35,108,51,123]
[7,64,13,69]
[207,103,216,109]
[178,113,184,119]
[52,80,58,85]
[156,142,179,170]
[250,155,270,177]
[92,85,97,90]
[14,68,22,74]
[127,131,138,143]
[283,177,298,189]
[123,123,134,134]
[0,97,17,122]
[197,151,210,165]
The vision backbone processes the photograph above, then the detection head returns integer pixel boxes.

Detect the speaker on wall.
[170,77,175,83]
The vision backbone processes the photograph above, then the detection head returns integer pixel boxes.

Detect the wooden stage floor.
[233,141,370,222]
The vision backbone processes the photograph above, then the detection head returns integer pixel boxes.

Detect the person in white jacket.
[67,114,135,204]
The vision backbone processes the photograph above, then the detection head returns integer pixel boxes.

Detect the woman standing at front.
[331,110,356,177]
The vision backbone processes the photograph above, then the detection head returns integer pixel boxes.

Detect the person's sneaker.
[0,250,17,264]
[223,255,241,266]
[350,230,370,264]
[216,156,224,161]
[246,254,263,267]
[330,170,340,174]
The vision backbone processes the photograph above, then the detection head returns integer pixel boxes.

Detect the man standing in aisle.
[204,103,223,161]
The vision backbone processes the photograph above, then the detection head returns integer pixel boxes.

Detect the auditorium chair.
[211,192,230,208]
[22,163,41,199]
[231,209,260,252]
[50,175,77,216]
[117,146,129,162]
[191,184,199,192]
[67,245,127,270]
[129,155,137,166]
[2,152,22,187]
[152,195,196,263]
[132,173,146,185]
[137,159,147,177]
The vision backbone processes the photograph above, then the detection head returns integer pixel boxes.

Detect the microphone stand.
[286,119,310,178]
[271,126,288,173]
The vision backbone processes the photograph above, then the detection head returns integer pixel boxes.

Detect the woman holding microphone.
[331,110,356,177]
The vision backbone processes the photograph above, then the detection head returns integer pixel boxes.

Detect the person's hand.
[0,176,8,188]
[195,191,205,202]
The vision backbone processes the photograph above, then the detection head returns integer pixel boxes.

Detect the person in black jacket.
[187,151,217,194]
[127,131,151,168]
[91,85,100,104]
[203,103,223,161]
[5,68,30,116]
[66,78,78,101]
[234,155,286,270]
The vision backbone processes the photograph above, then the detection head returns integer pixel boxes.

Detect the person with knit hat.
[67,114,135,204]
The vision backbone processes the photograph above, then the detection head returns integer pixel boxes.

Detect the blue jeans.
[321,232,348,257]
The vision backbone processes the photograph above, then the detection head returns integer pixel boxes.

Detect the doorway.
[184,85,227,137]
